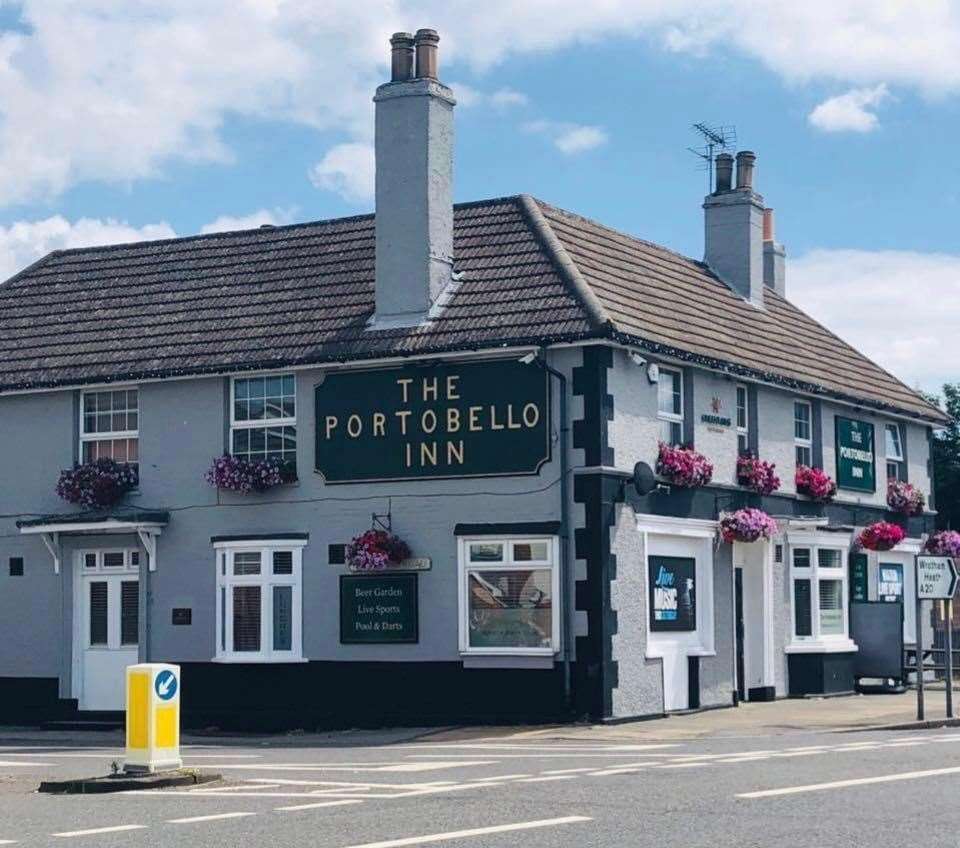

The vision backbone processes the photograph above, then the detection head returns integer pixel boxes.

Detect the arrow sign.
[154,669,178,701]
[916,556,958,600]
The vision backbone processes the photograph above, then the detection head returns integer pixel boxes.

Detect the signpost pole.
[916,559,925,721]
[946,598,954,719]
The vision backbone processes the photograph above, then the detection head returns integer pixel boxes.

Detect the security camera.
[518,352,538,365]
[628,350,646,367]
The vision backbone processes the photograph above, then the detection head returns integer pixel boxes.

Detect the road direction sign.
[916,556,958,600]
[154,669,178,701]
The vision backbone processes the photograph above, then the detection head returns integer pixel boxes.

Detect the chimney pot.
[414,28,440,79]
[762,208,774,241]
[735,150,756,191]
[390,32,415,82]
[715,153,733,193]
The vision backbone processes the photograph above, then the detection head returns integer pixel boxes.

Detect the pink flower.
[656,443,713,489]
[795,465,837,503]
[887,480,925,516]
[56,459,138,508]
[346,530,411,571]
[737,454,781,495]
[925,531,960,558]
[719,509,778,544]
[204,454,296,493]
[856,521,906,552]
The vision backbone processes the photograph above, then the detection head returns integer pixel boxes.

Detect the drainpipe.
[522,350,572,714]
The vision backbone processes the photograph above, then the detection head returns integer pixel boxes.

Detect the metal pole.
[916,583,925,722]
[946,598,954,719]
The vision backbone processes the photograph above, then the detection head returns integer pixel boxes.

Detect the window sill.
[459,649,558,658]
[462,655,557,670]
[212,655,307,664]
[785,640,858,655]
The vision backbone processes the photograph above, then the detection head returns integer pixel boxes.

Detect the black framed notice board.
[340,573,419,644]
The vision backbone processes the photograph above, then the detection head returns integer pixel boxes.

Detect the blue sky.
[0,2,957,393]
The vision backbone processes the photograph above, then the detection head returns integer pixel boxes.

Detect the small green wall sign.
[340,574,418,644]
[835,416,876,492]
[849,552,868,603]
[315,360,550,483]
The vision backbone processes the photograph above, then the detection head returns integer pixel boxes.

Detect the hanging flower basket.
[925,530,960,558]
[886,480,925,516]
[795,465,837,503]
[205,454,297,493]
[56,459,138,508]
[656,442,713,489]
[719,508,778,544]
[346,530,411,571]
[736,454,781,495]
[856,521,906,552]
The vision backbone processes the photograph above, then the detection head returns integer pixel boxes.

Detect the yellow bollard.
[124,663,182,773]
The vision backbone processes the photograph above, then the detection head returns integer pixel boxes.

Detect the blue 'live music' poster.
[649,556,697,632]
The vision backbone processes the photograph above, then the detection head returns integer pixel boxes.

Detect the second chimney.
[762,208,786,297]
[703,149,765,305]
[373,28,455,326]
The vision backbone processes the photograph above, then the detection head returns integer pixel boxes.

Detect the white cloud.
[200,208,297,234]
[1,2,959,206]
[450,83,528,109]
[523,120,608,154]
[808,84,889,133]
[308,142,375,204]
[790,248,960,393]
[0,215,175,281]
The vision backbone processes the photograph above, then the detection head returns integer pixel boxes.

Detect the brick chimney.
[703,150,765,305]
[373,29,455,327]
[762,208,786,296]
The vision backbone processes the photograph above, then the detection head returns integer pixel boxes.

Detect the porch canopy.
[17,508,168,574]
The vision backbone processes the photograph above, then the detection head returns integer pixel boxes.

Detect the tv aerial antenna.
[688,123,736,191]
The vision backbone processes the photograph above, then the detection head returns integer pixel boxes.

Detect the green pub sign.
[315,360,550,483]
[835,416,876,492]
[340,574,418,644]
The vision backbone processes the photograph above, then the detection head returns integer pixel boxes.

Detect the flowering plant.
[925,530,960,558]
[204,454,296,493]
[736,454,781,495]
[856,521,906,552]
[346,530,411,571]
[719,508,778,544]
[56,459,138,508]
[656,442,713,489]
[795,465,837,503]
[886,480,925,516]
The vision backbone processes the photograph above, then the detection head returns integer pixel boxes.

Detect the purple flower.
[719,509,778,544]
[56,459,138,508]
[204,454,295,493]
[656,443,713,489]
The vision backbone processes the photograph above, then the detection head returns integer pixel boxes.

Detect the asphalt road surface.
[2,725,960,846]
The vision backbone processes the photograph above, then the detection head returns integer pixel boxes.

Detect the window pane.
[885,424,903,460]
[469,543,503,562]
[103,552,125,568]
[660,419,682,446]
[130,551,139,567]
[232,429,249,456]
[795,445,811,467]
[273,551,293,575]
[793,579,812,637]
[121,581,139,645]
[887,461,901,481]
[89,582,108,645]
[736,386,747,429]
[282,375,295,396]
[233,552,261,576]
[220,587,226,651]
[737,434,749,455]
[819,579,844,635]
[794,402,811,441]
[793,548,811,568]
[273,586,292,651]
[818,549,842,570]
[235,379,249,400]
[232,586,261,652]
[513,541,549,562]
[467,569,553,649]
[658,371,681,416]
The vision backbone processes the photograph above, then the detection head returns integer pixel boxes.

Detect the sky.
[0,1,957,396]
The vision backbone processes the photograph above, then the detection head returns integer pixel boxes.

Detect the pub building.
[0,30,948,728]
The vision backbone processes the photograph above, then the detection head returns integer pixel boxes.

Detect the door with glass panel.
[76,550,139,711]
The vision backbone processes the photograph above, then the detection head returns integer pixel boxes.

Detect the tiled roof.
[0,195,945,424]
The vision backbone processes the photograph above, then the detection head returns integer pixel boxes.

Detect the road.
[2,722,960,846]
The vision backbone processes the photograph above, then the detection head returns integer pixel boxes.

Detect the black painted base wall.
[177,661,575,732]
[788,653,856,697]
[0,677,73,725]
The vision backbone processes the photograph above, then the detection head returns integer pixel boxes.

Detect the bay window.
[214,539,305,662]
[458,536,559,655]
[658,368,684,446]
[790,543,849,645]
[80,388,139,468]
[231,374,297,473]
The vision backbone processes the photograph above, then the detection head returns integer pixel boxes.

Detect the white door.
[734,541,773,700]
[76,550,140,711]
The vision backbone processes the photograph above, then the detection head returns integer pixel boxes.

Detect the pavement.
[1,692,960,847]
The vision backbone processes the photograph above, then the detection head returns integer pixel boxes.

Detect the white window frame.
[735,384,749,455]
[229,373,298,465]
[79,548,140,574]
[79,386,139,466]
[793,400,812,468]
[657,367,684,446]
[786,533,856,653]
[458,535,560,657]
[885,423,904,481]
[213,539,306,663]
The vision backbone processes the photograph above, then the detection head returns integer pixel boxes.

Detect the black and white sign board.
[916,556,958,600]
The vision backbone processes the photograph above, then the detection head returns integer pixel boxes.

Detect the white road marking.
[242,778,454,789]
[167,812,256,824]
[338,816,593,848]
[275,800,365,812]
[202,761,493,772]
[541,767,597,775]
[0,761,52,767]
[398,743,676,751]
[588,768,642,777]
[53,825,147,838]
[0,840,17,844]
[467,774,531,782]
[517,775,576,783]
[655,761,714,769]
[738,765,960,799]
[191,783,282,792]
